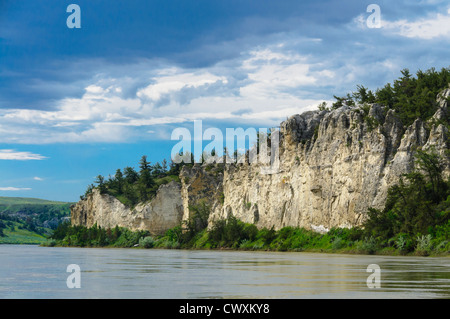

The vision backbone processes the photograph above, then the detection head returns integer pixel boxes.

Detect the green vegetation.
[50,149,449,256]
[363,149,450,256]
[0,197,71,218]
[0,197,72,244]
[329,67,450,128]
[151,168,449,255]
[83,155,184,207]
[47,221,150,248]
[0,220,51,245]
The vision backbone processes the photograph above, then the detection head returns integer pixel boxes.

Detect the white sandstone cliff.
[71,181,183,235]
[182,99,449,231]
[71,89,450,233]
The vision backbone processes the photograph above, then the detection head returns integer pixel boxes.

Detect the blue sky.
[1,0,450,202]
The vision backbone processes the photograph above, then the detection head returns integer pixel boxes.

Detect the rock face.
[179,165,224,224]
[71,181,184,235]
[71,88,450,233]
[181,100,449,232]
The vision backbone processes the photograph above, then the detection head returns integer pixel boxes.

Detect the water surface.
[0,245,448,299]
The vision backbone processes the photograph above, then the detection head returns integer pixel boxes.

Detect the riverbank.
[46,219,450,257]
[44,242,450,257]
[41,241,450,257]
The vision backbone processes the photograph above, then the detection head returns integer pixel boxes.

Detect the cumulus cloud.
[383,8,450,39]
[136,70,228,102]
[240,48,325,99]
[355,6,450,39]
[3,1,449,145]
[0,44,337,143]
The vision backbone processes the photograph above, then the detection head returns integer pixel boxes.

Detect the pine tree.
[153,162,163,178]
[161,159,168,172]
[138,155,155,201]
[114,169,124,194]
[123,166,139,184]
[94,175,106,194]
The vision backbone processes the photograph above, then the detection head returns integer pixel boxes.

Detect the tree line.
[327,67,450,128]
[52,149,449,255]
[363,149,449,254]
[82,155,189,207]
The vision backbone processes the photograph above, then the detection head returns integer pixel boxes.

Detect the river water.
[0,245,448,299]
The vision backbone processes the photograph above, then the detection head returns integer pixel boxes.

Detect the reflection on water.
[0,245,448,299]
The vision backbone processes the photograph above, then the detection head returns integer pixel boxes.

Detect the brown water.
[0,245,448,299]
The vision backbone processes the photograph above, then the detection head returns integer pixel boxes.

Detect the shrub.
[242,223,259,241]
[395,235,406,252]
[191,229,209,249]
[416,234,432,256]
[208,219,226,245]
[165,226,183,243]
[158,239,181,249]
[139,236,155,248]
[223,216,245,245]
[434,240,449,253]
[331,237,345,250]
[357,237,378,255]
[252,241,265,250]
[187,202,210,232]
[257,226,277,245]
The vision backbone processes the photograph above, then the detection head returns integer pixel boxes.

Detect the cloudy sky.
[1,0,450,201]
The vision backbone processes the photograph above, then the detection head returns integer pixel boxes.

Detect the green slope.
[0,196,74,245]
[0,196,71,206]
[0,221,50,244]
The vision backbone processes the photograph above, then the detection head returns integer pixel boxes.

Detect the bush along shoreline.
[47,149,449,256]
[46,216,449,257]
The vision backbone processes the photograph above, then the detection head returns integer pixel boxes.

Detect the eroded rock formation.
[71,88,450,233]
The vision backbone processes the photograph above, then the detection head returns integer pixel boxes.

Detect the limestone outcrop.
[181,100,449,232]
[71,89,450,233]
[71,181,183,235]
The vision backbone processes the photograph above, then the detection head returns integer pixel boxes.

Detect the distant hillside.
[0,196,73,244]
[0,196,71,206]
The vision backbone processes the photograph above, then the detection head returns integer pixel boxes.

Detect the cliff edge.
[71,87,450,233]
[71,181,184,235]
[181,88,450,232]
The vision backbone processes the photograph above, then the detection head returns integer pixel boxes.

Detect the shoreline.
[45,219,450,258]
[40,242,450,257]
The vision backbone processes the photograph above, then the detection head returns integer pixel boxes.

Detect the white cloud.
[137,70,228,101]
[85,85,105,95]
[383,8,450,39]
[0,187,32,191]
[0,149,47,160]
[355,6,450,39]
[0,44,341,143]
[240,48,322,99]
[33,177,44,181]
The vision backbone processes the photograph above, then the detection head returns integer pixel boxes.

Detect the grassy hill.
[0,196,73,244]
[0,196,71,205]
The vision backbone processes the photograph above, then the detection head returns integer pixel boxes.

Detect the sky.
[1,0,450,202]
